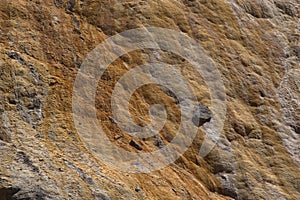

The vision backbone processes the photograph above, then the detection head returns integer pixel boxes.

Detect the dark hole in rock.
[290,123,300,134]
[7,94,18,105]
[0,187,20,200]
[135,187,141,192]
[129,140,143,151]
[259,90,265,97]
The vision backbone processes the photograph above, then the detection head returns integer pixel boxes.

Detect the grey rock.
[94,191,111,200]
[154,136,164,148]
[7,96,17,105]
[218,174,238,199]
[192,104,212,127]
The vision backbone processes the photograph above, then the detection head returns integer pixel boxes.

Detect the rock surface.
[0,0,299,200]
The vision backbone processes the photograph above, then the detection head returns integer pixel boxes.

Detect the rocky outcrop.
[0,0,299,200]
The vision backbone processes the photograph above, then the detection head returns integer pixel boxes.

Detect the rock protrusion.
[192,105,212,127]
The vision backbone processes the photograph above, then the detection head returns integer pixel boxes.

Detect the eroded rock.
[192,104,212,127]
[0,0,299,200]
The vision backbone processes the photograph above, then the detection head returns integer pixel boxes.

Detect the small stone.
[192,104,212,127]
[291,123,300,134]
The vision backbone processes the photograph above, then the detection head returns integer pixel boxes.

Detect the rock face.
[0,0,299,200]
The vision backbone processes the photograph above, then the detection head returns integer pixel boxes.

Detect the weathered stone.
[94,191,110,200]
[192,104,212,127]
[0,0,299,199]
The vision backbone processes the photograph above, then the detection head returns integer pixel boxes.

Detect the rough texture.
[192,105,212,127]
[0,0,299,200]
